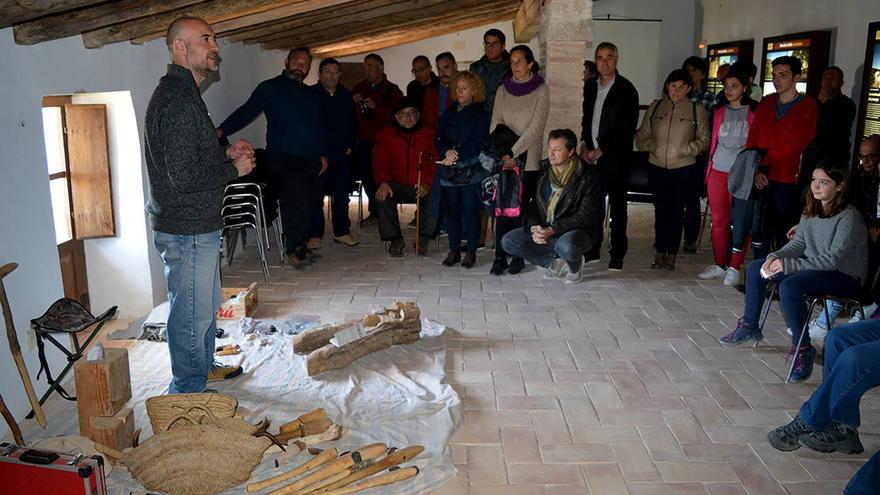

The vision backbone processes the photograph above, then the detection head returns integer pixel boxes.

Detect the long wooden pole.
[319,466,419,495]
[0,263,47,428]
[0,393,24,445]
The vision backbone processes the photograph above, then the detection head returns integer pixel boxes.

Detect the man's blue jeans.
[501,228,592,271]
[152,230,222,394]
[795,319,880,494]
[742,258,859,346]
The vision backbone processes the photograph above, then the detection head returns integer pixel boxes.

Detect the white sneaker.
[541,259,567,278]
[786,319,828,340]
[723,267,740,286]
[565,263,583,284]
[850,303,877,323]
[698,264,727,280]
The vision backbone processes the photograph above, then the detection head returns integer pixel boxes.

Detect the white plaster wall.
[338,21,542,96]
[0,28,283,439]
[700,0,880,103]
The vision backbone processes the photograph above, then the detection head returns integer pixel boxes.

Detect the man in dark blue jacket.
[218,47,328,268]
[308,58,359,248]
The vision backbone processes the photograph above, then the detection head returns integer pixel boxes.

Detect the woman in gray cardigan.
[719,163,868,382]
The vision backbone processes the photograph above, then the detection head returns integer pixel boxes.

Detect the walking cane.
[415,151,424,254]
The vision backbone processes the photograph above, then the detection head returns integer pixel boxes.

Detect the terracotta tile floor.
[219,203,879,495]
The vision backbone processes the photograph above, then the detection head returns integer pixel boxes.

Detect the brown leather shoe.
[665,255,676,271]
[651,253,666,269]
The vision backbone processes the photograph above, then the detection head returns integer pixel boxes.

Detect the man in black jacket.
[501,129,602,284]
[579,41,639,271]
[217,47,329,268]
[145,16,255,393]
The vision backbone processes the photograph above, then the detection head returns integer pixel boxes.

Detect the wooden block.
[75,347,131,433]
[88,407,135,450]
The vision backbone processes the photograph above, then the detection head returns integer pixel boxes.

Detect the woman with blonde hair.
[436,71,491,268]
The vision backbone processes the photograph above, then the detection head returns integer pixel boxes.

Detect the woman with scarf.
[489,44,551,275]
[636,68,711,270]
[436,71,491,268]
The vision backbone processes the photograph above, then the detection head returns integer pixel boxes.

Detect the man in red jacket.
[745,55,818,249]
[373,98,437,256]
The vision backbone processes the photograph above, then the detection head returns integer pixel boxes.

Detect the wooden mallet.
[0,263,47,428]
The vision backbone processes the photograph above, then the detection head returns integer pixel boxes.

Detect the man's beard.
[289,69,305,82]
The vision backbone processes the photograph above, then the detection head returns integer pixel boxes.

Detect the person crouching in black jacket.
[501,129,602,284]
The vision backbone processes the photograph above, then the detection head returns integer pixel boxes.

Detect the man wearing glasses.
[406,55,441,129]
[852,135,880,300]
[469,28,511,113]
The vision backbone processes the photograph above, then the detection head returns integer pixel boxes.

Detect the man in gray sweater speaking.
[144,17,255,394]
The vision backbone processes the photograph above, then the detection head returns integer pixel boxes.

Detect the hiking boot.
[698,264,726,280]
[388,238,405,257]
[333,234,360,246]
[723,267,741,286]
[490,258,508,275]
[442,250,461,266]
[416,237,429,256]
[541,259,567,279]
[307,237,322,250]
[767,415,813,451]
[651,253,667,269]
[788,344,816,383]
[507,257,525,274]
[682,240,698,253]
[798,422,864,454]
[719,319,763,346]
[461,252,476,269]
[208,363,243,381]
[608,258,623,271]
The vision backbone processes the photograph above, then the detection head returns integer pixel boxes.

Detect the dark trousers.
[742,258,860,347]
[494,170,540,261]
[648,164,694,255]
[354,140,378,218]
[764,180,801,251]
[308,153,352,238]
[268,152,320,255]
[591,165,629,260]
[441,183,482,253]
[501,228,593,271]
[683,157,706,243]
[377,182,434,241]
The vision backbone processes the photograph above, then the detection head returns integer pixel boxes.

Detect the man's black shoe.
[507,257,525,274]
[388,238,405,257]
[798,422,864,454]
[490,258,507,275]
[608,258,624,271]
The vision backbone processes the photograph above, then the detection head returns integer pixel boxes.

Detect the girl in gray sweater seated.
[719,163,868,382]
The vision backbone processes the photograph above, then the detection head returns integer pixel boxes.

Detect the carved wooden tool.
[299,469,350,494]
[318,445,424,492]
[0,262,47,428]
[293,302,421,376]
[319,466,419,495]
[279,408,328,433]
[0,393,24,445]
[247,447,338,493]
[268,444,387,495]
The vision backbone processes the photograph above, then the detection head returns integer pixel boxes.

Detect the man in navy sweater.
[218,47,329,268]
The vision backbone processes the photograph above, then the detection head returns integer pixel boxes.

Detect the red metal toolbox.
[0,442,107,495]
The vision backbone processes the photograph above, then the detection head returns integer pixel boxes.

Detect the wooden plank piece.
[0,0,99,29]
[74,347,131,432]
[514,0,542,42]
[88,407,136,451]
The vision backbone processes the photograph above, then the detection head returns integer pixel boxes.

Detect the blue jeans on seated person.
[153,230,222,394]
[794,319,880,494]
[742,258,860,347]
[501,228,592,272]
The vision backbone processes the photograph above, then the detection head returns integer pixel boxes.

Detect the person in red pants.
[699,69,758,286]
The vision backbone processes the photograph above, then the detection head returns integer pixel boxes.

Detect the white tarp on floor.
[19,319,462,494]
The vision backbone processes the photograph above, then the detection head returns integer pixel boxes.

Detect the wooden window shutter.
[63,104,115,239]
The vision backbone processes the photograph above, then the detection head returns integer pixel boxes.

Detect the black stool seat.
[24,298,117,418]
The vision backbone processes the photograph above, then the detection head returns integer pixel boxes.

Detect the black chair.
[26,299,116,416]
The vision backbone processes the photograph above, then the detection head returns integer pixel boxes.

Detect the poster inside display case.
[856,21,880,143]
[707,40,754,95]
[760,31,831,97]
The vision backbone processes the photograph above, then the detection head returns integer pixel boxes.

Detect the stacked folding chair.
[221,183,283,284]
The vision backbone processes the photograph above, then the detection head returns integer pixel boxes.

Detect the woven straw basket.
[145,392,237,432]
[122,407,270,495]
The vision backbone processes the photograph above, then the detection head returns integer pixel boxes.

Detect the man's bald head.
[859,134,880,173]
[166,16,206,48]
[165,16,221,84]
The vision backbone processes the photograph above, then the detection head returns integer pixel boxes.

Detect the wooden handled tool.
[275,417,334,443]
[318,445,423,492]
[0,262,47,428]
[280,409,328,433]
[268,444,387,495]
[319,466,419,495]
[0,393,24,445]
[247,447,338,493]
[298,469,350,494]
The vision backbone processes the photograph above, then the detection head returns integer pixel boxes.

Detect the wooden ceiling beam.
[80,0,303,48]
[13,0,204,46]
[0,0,100,29]
[223,0,411,43]
[261,0,514,51]
[513,0,542,42]
[312,9,518,59]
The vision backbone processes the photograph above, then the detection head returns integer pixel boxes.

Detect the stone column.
[539,0,592,142]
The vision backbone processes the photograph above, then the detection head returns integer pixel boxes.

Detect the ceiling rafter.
[0,0,99,29]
